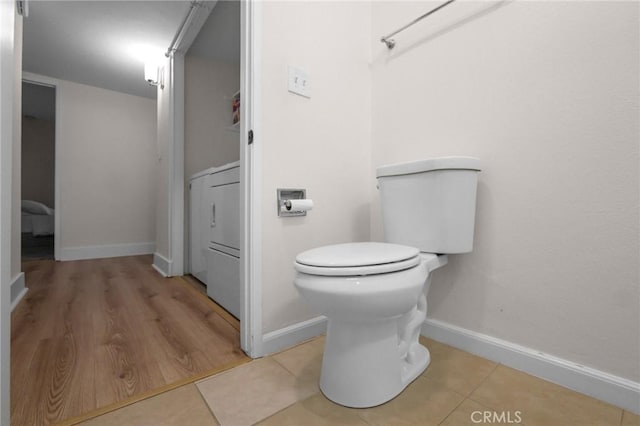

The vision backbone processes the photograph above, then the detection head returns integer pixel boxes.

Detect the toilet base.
[319,317,431,408]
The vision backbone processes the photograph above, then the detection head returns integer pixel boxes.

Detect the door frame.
[0,1,265,421]
[0,2,17,423]
[171,0,263,357]
[21,74,60,260]
[239,0,263,357]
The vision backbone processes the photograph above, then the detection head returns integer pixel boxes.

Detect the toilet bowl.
[293,156,481,408]
[294,242,448,408]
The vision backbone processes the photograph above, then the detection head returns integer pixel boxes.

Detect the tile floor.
[82,336,639,426]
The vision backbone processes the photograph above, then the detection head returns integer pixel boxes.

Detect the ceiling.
[187,0,239,62]
[22,1,191,99]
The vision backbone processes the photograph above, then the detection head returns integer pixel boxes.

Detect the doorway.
[184,0,242,322]
[2,0,261,422]
[20,81,55,260]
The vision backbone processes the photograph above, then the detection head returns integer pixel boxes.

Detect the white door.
[0,1,17,423]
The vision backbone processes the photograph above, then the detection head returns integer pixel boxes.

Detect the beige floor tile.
[440,399,522,425]
[355,375,465,426]
[196,357,317,426]
[80,384,218,426]
[272,336,325,393]
[469,365,623,426]
[256,393,368,426]
[622,410,640,426]
[420,337,497,396]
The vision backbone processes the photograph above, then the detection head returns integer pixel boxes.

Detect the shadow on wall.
[427,178,491,327]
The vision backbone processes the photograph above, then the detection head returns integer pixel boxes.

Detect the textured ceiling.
[23,1,191,99]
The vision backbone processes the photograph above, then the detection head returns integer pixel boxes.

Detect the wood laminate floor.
[11,255,248,425]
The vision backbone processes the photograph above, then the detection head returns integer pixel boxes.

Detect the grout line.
[462,363,505,421]
[437,392,468,425]
[270,356,300,379]
[174,275,241,331]
[350,403,374,426]
[268,354,312,386]
[194,382,223,426]
[269,336,327,390]
[250,395,321,426]
[468,361,500,396]
[360,416,374,425]
[54,357,251,426]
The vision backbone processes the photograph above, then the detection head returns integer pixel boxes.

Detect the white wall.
[184,57,239,178]
[21,117,55,207]
[259,1,372,333]
[51,77,157,255]
[371,1,639,382]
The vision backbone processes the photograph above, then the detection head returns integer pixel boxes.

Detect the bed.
[21,200,55,236]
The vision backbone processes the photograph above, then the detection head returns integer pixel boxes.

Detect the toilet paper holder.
[277,188,311,217]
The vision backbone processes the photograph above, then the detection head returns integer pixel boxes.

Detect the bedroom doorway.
[20,81,56,260]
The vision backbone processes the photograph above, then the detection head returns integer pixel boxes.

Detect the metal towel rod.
[380,0,456,49]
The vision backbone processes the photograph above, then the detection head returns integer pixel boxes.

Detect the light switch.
[288,66,311,98]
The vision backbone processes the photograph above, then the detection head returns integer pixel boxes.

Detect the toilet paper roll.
[282,199,314,212]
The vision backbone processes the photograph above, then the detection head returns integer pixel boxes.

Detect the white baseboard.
[152,252,172,277]
[59,242,155,261]
[262,316,327,356]
[421,318,640,414]
[10,273,27,311]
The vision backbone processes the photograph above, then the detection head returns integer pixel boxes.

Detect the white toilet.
[294,156,481,408]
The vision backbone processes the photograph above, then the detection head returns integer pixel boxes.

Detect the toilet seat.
[295,242,421,276]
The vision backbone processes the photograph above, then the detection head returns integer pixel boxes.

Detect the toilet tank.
[376,157,481,254]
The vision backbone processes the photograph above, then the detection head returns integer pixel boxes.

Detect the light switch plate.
[288,66,311,98]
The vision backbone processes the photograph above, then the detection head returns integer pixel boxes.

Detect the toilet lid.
[295,242,420,276]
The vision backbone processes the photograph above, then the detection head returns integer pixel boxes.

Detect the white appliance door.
[207,183,240,250]
[207,248,240,319]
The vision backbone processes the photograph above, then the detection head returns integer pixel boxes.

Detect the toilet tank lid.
[296,242,419,268]
[376,156,481,178]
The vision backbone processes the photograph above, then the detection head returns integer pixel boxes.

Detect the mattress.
[21,200,54,236]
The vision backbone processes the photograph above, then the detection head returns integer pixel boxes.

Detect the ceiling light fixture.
[144,62,164,89]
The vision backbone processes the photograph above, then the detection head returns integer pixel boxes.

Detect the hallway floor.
[21,233,54,260]
[78,336,638,426]
[11,255,248,425]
